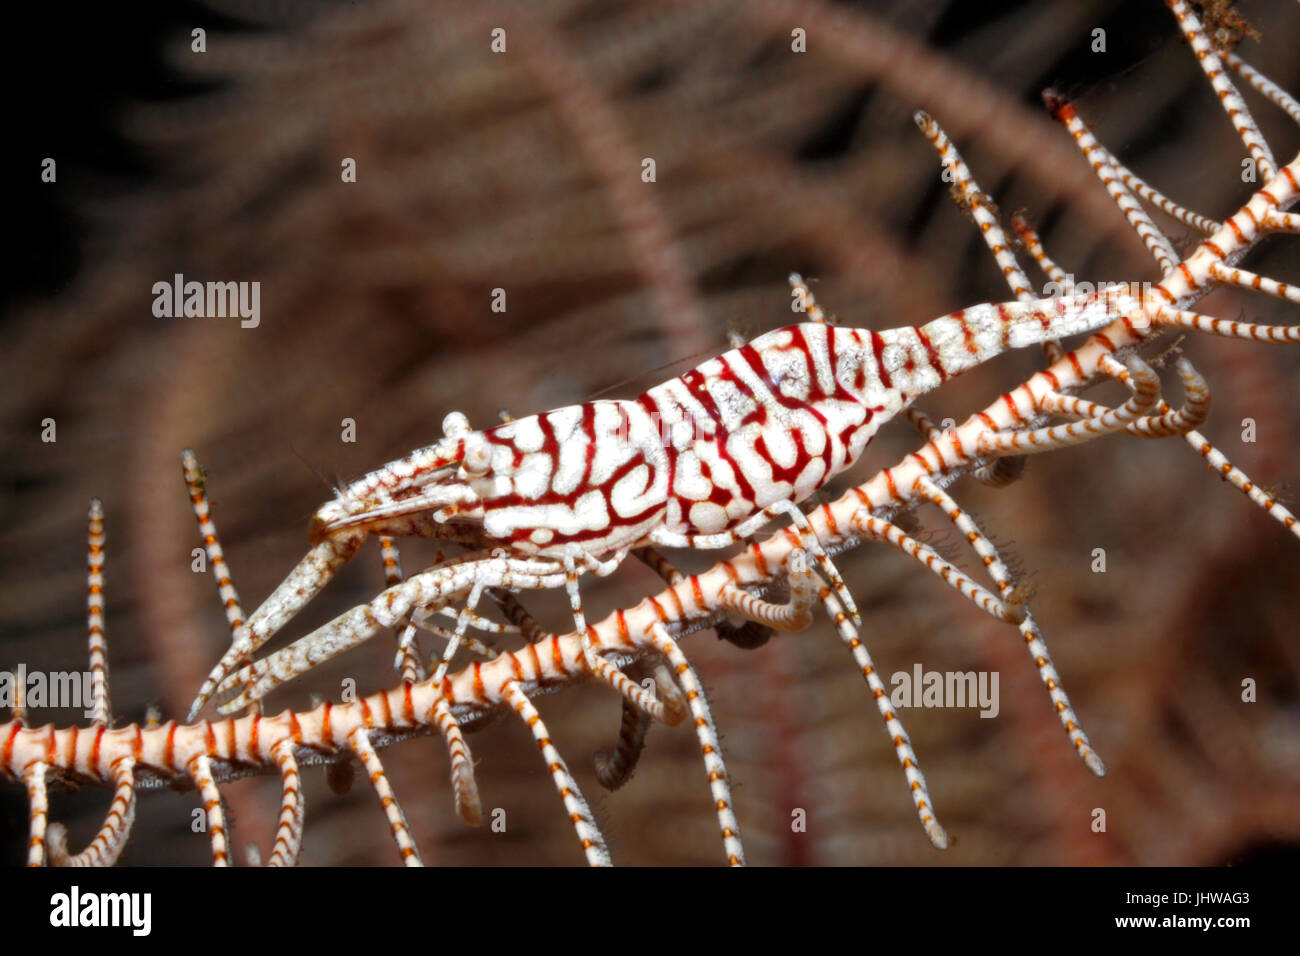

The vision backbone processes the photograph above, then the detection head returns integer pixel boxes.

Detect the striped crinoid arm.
[84,498,111,727]
[2,526,646,867]
[895,3,1300,538]
[1,506,588,867]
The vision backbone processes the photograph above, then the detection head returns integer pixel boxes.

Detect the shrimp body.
[315,287,1133,558]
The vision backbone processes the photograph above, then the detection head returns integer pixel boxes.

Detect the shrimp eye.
[461,435,493,476]
[442,411,471,438]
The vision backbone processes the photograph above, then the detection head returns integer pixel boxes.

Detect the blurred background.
[2,0,1298,865]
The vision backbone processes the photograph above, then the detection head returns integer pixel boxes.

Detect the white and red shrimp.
[190,280,1143,719]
